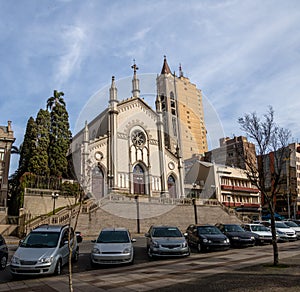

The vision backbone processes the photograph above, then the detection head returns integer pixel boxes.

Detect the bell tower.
[156,56,181,155]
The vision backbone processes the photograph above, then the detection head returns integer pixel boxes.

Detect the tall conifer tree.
[18,117,37,176]
[28,109,51,176]
[47,90,72,177]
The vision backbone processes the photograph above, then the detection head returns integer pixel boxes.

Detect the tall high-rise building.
[156,57,208,161]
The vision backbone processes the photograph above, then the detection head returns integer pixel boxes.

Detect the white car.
[90,228,135,266]
[242,223,273,245]
[283,221,300,239]
[275,221,297,242]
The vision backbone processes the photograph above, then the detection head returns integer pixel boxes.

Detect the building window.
[0,149,4,161]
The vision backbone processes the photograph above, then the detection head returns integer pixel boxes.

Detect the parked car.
[274,221,297,242]
[90,228,135,266]
[145,225,190,258]
[282,221,300,239]
[10,224,79,276]
[186,224,230,252]
[215,223,256,248]
[242,223,273,245]
[288,219,300,226]
[0,234,8,270]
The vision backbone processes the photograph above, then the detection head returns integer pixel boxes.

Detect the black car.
[186,224,230,252]
[0,234,8,270]
[215,223,256,248]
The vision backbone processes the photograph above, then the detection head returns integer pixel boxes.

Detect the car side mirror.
[183,232,188,237]
[19,239,23,246]
[131,238,136,243]
[145,233,150,237]
[91,239,96,243]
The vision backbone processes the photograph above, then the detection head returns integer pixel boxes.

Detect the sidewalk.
[1,252,300,291]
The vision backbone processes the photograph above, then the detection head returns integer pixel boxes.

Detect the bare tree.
[66,188,84,292]
[238,106,291,266]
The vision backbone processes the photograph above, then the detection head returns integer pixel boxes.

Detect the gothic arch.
[132,163,148,195]
[91,164,105,200]
[167,174,177,199]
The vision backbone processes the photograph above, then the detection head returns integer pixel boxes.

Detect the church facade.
[71,58,195,200]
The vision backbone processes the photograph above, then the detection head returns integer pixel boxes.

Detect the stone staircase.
[77,197,242,237]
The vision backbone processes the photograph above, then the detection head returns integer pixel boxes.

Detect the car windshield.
[284,221,298,227]
[275,222,288,228]
[97,230,130,243]
[152,227,182,237]
[198,226,222,235]
[224,225,244,232]
[20,232,60,248]
[251,225,269,231]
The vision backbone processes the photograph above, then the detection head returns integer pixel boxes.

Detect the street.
[1,237,300,291]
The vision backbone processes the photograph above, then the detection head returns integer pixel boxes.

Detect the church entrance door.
[133,164,145,194]
[168,175,177,198]
[92,166,104,200]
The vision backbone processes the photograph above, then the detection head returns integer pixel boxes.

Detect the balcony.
[221,185,259,193]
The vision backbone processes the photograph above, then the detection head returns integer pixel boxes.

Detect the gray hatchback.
[90,228,135,266]
[10,224,79,276]
[145,225,190,258]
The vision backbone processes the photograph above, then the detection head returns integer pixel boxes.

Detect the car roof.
[193,224,217,227]
[151,225,179,229]
[101,227,129,232]
[32,224,68,232]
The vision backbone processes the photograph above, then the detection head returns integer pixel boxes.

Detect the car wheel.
[72,248,79,262]
[197,243,202,253]
[90,259,98,269]
[55,259,62,275]
[0,255,7,270]
[147,247,153,259]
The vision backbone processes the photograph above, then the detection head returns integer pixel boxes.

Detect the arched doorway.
[92,165,104,200]
[133,164,145,194]
[168,175,177,198]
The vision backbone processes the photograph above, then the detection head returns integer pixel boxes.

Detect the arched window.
[92,165,104,200]
[133,164,145,194]
[168,175,177,198]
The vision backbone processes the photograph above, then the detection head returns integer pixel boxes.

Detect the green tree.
[47,90,72,177]
[28,109,51,176]
[18,117,37,176]
[238,106,291,266]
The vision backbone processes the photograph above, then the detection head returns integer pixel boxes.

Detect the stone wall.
[77,201,241,237]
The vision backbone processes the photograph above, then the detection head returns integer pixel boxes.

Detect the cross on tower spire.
[131,59,139,74]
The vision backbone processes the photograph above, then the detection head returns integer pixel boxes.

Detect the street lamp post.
[134,195,140,234]
[52,193,59,215]
[192,198,198,224]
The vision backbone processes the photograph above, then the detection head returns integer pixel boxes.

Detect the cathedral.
[70,57,207,201]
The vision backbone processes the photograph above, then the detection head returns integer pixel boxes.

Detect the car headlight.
[202,239,212,243]
[182,241,188,248]
[11,256,20,265]
[123,247,131,254]
[225,239,230,243]
[250,236,255,240]
[92,247,101,254]
[152,241,159,248]
[38,256,54,264]
[277,230,285,235]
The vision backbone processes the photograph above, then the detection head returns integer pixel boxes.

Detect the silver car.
[90,228,135,266]
[10,224,79,277]
[145,225,190,258]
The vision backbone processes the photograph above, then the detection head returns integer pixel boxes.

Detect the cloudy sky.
[1,0,300,173]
